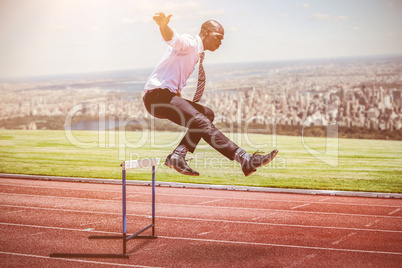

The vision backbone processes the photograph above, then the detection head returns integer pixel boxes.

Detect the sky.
[0,0,401,79]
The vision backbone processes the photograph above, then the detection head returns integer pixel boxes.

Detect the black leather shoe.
[241,149,278,177]
[164,153,199,176]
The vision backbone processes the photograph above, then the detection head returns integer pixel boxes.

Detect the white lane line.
[291,203,311,210]
[79,216,120,227]
[1,223,401,256]
[289,253,317,268]
[53,204,72,208]
[1,192,116,202]
[5,209,25,215]
[365,219,382,228]
[154,215,402,233]
[0,222,119,234]
[1,183,401,208]
[1,206,401,233]
[198,199,221,205]
[319,197,334,202]
[388,208,401,215]
[0,182,120,192]
[0,251,160,267]
[2,194,401,219]
[198,231,212,236]
[332,232,358,245]
[157,236,402,255]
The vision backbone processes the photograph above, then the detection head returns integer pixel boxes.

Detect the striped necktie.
[193,52,205,102]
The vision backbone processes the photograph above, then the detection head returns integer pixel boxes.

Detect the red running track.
[0,177,401,267]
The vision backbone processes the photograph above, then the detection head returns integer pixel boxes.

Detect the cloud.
[52,26,69,32]
[230,26,239,32]
[276,14,289,19]
[387,1,402,8]
[310,13,348,22]
[302,3,311,8]
[197,8,225,18]
[120,16,152,25]
[351,26,359,31]
[132,1,202,15]
[336,16,348,21]
[86,26,112,34]
[162,1,203,13]
[75,42,87,46]
[123,1,225,24]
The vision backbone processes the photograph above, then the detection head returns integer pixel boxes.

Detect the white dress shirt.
[144,29,204,94]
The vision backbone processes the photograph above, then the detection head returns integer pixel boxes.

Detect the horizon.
[2,53,402,83]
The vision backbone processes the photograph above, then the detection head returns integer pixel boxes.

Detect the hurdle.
[50,158,160,259]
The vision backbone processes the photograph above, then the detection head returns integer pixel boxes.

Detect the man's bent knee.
[191,113,214,131]
[205,108,215,122]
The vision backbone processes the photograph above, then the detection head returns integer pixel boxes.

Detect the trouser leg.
[177,102,215,153]
[143,89,239,160]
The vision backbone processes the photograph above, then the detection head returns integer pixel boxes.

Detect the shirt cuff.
[163,28,177,46]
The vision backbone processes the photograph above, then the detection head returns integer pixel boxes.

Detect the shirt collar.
[196,35,204,54]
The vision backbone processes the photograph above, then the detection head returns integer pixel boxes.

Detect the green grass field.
[0,130,401,193]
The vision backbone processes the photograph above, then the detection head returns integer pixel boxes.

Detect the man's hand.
[153,12,174,41]
[153,13,172,27]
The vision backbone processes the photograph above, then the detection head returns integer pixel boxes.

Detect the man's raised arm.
[153,12,173,41]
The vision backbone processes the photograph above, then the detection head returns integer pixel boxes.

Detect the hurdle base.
[89,235,158,239]
[50,233,157,259]
[50,159,159,259]
[50,253,129,259]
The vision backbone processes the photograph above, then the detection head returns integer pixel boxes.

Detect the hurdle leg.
[126,164,157,240]
[88,169,128,242]
[90,165,157,245]
[152,165,156,237]
[89,165,157,243]
[51,159,158,258]
[122,168,127,255]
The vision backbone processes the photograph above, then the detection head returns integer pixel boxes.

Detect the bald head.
[199,20,224,51]
[200,20,224,36]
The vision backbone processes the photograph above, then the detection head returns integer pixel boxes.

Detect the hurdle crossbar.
[50,158,160,259]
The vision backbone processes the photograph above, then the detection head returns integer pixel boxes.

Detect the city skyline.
[1,0,402,79]
[1,56,400,134]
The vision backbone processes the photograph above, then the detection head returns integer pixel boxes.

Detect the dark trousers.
[143,88,239,160]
